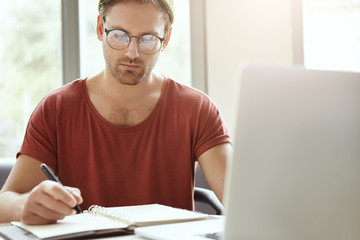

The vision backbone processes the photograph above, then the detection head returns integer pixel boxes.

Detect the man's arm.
[0,155,82,224]
[197,143,232,203]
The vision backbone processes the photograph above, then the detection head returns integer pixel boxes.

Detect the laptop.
[224,64,360,240]
[135,217,224,240]
[135,64,360,240]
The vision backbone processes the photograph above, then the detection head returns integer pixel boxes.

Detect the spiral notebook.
[11,204,208,240]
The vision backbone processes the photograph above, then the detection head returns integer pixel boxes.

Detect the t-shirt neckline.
[80,77,170,131]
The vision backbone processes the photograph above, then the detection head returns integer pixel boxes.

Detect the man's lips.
[121,63,140,71]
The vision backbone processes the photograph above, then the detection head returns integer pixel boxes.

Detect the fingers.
[64,186,83,205]
[21,197,72,225]
[20,181,82,225]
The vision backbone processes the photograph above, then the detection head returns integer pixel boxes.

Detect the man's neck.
[86,70,165,126]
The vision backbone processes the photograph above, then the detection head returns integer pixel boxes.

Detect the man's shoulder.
[44,78,86,102]
[166,78,210,102]
[35,78,86,113]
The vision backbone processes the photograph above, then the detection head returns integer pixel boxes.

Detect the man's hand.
[20,180,83,225]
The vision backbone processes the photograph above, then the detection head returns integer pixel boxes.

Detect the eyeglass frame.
[104,28,166,55]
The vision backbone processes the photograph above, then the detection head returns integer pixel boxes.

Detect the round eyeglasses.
[104,28,165,55]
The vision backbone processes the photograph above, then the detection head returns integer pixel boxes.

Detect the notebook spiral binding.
[87,205,132,223]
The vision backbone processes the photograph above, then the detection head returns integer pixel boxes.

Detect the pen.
[40,163,82,214]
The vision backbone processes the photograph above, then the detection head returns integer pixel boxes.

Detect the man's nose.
[125,37,140,60]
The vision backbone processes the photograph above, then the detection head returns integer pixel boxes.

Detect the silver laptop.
[224,64,360,240]
[135,217,224,240]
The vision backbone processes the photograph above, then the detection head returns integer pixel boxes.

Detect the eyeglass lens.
[106,30,162,54]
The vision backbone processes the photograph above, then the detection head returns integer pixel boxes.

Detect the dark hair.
[98,0,172,35]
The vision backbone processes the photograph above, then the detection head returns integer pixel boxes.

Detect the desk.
[0,217,224,240]
[0,224,146,240]
[91,236,145,240]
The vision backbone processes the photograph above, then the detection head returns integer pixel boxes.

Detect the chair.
[0,160,14,189]
[194,187,224,215]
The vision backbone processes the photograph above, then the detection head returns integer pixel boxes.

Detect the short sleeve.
[17,96,58,170]
[193,96,231,160]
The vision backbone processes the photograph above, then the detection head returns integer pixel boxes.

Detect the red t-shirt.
[18,78,230,210]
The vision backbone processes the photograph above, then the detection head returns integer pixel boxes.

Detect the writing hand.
[20,180,83,225]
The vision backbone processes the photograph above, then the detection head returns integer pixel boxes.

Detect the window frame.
[62,0,80,84]
[292,0,305,65]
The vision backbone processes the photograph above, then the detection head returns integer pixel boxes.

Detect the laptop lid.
[224,64,360,240]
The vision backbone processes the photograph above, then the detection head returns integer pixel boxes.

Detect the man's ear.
[162,27,172,50]
[96,14,104,41]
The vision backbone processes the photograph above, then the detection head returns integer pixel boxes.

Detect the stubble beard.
[110,59,149,86]
[104,52,157,86]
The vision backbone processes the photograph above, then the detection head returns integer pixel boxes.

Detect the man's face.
[97,0,168,85]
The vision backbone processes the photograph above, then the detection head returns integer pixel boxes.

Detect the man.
[0,0,231,225]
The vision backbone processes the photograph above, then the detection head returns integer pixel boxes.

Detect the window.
[79,0,192,86]
[79,0,104,78]
[0,0,62,160]
[303,0,360,72]
[155,0,191,86]
[1,0,195,161]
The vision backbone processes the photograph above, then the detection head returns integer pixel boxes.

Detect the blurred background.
[0,0,359,161]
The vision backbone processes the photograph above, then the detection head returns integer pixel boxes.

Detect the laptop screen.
[224,64,360,240]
